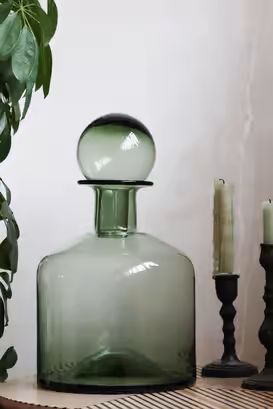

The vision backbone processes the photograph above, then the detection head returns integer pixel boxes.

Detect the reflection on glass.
[125,261,159,277]
[121,132,140,151]
[94,157,112,172]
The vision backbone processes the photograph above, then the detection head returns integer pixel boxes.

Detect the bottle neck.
[94,186,137,237]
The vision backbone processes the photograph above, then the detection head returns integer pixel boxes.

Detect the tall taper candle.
[263,200,273,245]
[213,179,234,274]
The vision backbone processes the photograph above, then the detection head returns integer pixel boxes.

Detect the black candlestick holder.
[242,244,273,390]
[202,274,258,377]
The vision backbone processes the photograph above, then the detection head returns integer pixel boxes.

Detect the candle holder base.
[202,359,257,378]
[202,274,258,379]
[242,369,273,390]
[241,244,273,390]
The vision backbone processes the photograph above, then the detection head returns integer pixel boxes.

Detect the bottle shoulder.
[41,232,192,258]
[38,232,194,278]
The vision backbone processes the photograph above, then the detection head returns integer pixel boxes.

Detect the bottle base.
[38,376,196,394]
[37,350,196,394]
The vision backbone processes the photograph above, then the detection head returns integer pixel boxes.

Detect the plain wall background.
[0,0,272,376]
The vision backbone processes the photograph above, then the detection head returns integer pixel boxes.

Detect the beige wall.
[1,0,272,376]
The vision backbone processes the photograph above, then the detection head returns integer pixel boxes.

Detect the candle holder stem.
[202,274,257,378]
[220,289,237,362]
[242,244,273,390]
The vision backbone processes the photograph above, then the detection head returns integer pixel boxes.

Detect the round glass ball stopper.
[77,114,156,181]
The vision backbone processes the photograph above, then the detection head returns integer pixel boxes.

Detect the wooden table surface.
[0,369,272,409]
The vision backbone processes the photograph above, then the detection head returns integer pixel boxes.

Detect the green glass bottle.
[37,114,196,393]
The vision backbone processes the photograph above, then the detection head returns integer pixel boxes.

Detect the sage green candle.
[213,179,234,274]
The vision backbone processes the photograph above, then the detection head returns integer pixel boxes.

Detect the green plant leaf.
[10,212,19,239]
[0,272,10,286]
[13,218,19,239]
[37,8,50,45]
[0,298,4,338]
[18,28,39,119]
[5,0,21,12]
[47,0,57,40]
[0,13,22,59]
[38,1,57,46]
[11,102,20,133]
[4,218,18,275]
[0,282,8,324]
[0,368,8,382]
[0,113,7,135]
[0,191,5,204]
[0,126,11,163]
[0,180,19,280]
[0,102,4,117]
[28,14,42,46]
[6,76,25,104]
[0,207,19,274]
[0,0,11,24]
[43,45,52,97]
[22,82,33,119]
[0,347,17,369]
[0,178,11,205]
[3,101,10,115]
[0,272,11,299]
[0,59,13,82]
[29,36,39,83]
[0,278,12,323]
[0,198,13,220]
[3,105,12,135]
[35,42,44,91]
[0,201,19,240]
[0,178,18,367]
[0,239,10,270]
[12,26,38,82]
[35,42,52,97]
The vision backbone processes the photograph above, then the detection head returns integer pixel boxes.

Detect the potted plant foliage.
[0,0,58,381]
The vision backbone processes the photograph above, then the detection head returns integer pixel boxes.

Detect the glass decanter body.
[37,114,196,393]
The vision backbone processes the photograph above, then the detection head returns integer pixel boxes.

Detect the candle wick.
[270,199,272,204]
[219,178,225,184]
